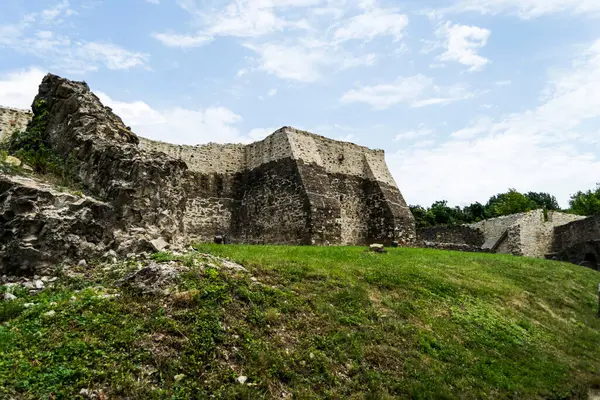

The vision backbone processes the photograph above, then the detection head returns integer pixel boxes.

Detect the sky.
[1,0,599,208]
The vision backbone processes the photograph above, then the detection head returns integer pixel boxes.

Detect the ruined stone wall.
[417,226,485,247]
[470,210,587,258]
[137,126,415,246]
[1,74,415,274]
[0,106,33,141]
[551,215,600,268]
[517,211,587,258]
[469,212,527,244]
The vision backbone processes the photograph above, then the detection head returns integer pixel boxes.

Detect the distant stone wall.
[417,226,484,247]
[469,212,527,245]
[469,210,586,258]
[552,215,600,268]
[553,215,600,252]
[0,106,33,141]
[518,211,586,258]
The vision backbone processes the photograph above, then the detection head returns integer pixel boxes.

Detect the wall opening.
[582,253,598,269]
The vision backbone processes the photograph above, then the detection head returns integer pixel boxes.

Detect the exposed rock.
[116,262,181,295]
[150,237,169,252]
[369,243,386,253]
[0,174,115,275]
[78,259,87,267]
[3,292,17,301]
[4,156,22,167]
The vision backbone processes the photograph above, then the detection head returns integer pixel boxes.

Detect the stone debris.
[116,262,181,295]
[3,292,17,301]
[150,237,169,252]
[369,243,386,253]
[236,376,248,384]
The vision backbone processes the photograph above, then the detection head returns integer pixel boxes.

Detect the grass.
[1,246,600,399]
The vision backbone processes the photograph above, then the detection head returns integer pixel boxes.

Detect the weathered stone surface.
[418,226,484,247]
[0,174,116,275]
[0,106,32,141]
[552,215,600,269]
[468,210,586,258]
[116,263,180,295]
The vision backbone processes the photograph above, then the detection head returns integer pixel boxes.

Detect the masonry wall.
[0,106,33,141]
[417,226,485,247]
[518,211,587,258]
[137,127,415,245]
[469,212,527,246]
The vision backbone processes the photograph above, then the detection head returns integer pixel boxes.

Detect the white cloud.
[496,80,512,86]
[0,2,148,73]
[389,39,600,208]
[96,92,262,145]
[332,8,408,43]
[0,67,47,109]
[152,33,212,48]
[340,75,475,109]
[435,21,490,71]
[452,0,600,18]
[146,0,160,4]
[245,42,328,82]
[78,42,149,70]
[395,129,434,141]
[267,88,278,96]
[450,116,493,139]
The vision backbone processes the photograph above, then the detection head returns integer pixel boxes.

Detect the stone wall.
[469,210,586,258]
[138,125,415,246]
[417,226,484,247]
[0,106,33,141]
[518,211,586,258]
[552,215,600,268]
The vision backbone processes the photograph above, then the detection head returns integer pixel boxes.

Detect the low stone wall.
[417,226,484,247]
[421,242,490,253]
[552,215,600,267]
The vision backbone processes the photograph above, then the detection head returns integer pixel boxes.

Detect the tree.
[569,184,600,216]
[463,202,486,223]
[525,192,560,211]
[409,205,432,228]
[485,189,536,218]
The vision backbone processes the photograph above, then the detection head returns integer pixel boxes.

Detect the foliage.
[0,99,81,188]
[569,183,600,216]
[411,189,562,227]
[2,246,600,399]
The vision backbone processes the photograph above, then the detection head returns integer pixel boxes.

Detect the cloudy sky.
[1,0,599,208]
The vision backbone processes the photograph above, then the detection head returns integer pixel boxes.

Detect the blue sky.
[1,0,600,208]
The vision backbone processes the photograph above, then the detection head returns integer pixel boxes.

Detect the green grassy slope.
[2,246,600,399]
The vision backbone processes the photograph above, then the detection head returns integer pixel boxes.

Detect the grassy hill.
[2,245,600,399]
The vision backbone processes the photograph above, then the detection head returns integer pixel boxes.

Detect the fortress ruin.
[0,74,415,272]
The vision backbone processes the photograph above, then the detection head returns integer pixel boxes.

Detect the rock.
[4,155,22,167]
[0,174,117,276]
[116,262,180,295]
[43,310,56,317]
[369,243,386,253]
[24,302,35,308]
[34,280,44,289]
[237,376,248,384]
[3,292,17,301]
[21,164,34,173]
[150,237,169,252]
[77,259,87,267]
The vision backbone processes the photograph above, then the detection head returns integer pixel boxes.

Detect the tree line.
[410,184,600,228]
